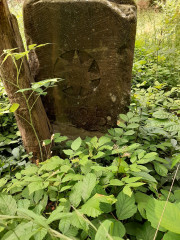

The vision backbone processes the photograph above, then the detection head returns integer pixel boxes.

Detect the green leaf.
[64,225,79,238]
[60,165,71,173]
[59,217,71,234]
[95,219,124,240]
[1,221,36,240]
[39,156,64,172]
[92,151,105,159]
[127,112,134,119]
[60,185,72,192]
[138,150,146,159]
[137,152,157,164]
[17,199,30,209]
[95,219,112,240]
[9,103,19,112]
[127,143,141,152]
[61,173,83,183]
[69,181,83,207]
[91,165,107,172]
[114,128,124,136]
[107,166,118,172]
[54,136,68,143]
[81,194,116,218]
[13,52,28,60]
[16,88,32,93]
[154,162,168,177]
[43,139,51,145]
[71,137,82,151]
[109,220,126,238]
[81,196,102,218]
[127,123,139,129]
[117,122,126,128]
[1,53,11,65]
[122,177,142,183]
[99,202,112,213]
[135,221,156,240]
[129,116,140,123]
[34,194,48,214]
[153,111,169,119]
[125,222,142,236]
[123,186,133,197]
[23,176,42,182]
[98,136,111,147]
[34,228,47,240]
[146,198,180,233]
[63,149,74,156]
[18,208,49,229]
[0,194,17,215]
[163,232,180,240]
[127,182,145,188]
[116,191,137,220]
[109,179,124,186]
[31,78,60,89]
[28,44,37,50]
[82,173,97,201]
[174,190,180,202]
[28,181,45,195]
[0,178,7,188]
[124,130,135,136]
[47,206,64,224]
[171,154,180,169]
[135,192,151,203]
[135,192,152,219]
[70,210,89,231]
[119,114,128,122]
[36,43,51,48]
[132,172,157,183]
[110,237,123,240]
[15,172,22,179]
[166,124,180,132]
[12,147,20,159]
[21,166,38,176]
[118,159,129,173]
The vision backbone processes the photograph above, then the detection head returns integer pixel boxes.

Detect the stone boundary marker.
[23,0,137,138]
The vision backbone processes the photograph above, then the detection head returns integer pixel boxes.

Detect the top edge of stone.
[23,0,137,7]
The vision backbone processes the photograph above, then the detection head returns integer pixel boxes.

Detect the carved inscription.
[68,107,113,131]
[54,50,101,99]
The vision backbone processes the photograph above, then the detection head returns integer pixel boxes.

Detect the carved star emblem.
[53,50,101,98]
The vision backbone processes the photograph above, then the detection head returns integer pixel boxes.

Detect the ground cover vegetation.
[0,0,180,239]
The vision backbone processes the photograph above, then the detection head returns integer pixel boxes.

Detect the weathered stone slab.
[23,0,137,137]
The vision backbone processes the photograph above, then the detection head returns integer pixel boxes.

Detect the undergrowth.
[0,0,179,239]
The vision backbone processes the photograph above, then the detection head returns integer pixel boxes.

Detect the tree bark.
[0,0,52,162]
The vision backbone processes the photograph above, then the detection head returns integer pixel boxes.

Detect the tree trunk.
[0,0,52,162]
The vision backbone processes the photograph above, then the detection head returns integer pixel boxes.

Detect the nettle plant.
[1,44,63,161]
[0,104,179,239]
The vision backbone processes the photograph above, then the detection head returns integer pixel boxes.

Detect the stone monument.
[23,0,137,137]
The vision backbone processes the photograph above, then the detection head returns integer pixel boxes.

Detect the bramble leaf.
[116,191,137,220]
[81,194,116,218]
[146,199,180,233]
[71,137,82,151]
[82,173,97,201]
